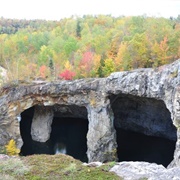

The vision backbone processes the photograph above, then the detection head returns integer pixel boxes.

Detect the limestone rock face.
[110,162,180,180]
[31,106,53,142]
[0,59,179,168]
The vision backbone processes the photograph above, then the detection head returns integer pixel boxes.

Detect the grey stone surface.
[111,94,176,141]
[82,161,103,167]
[31,106,53,142]
[0,59,179,168]
[0,154,9,160]
[110,161,180,180]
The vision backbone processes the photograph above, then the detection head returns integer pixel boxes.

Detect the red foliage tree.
[81,51,93,70]
[79,51,93,77]
[39,65,48,79]
[59,69,76,80]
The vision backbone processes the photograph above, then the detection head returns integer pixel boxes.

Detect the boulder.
[110,161,180,180]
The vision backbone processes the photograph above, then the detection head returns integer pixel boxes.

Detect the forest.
[0,15,179,81]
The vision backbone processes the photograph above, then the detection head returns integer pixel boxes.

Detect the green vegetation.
[0,154,121,180]
[0,15,179,82]
[0,146,6,154]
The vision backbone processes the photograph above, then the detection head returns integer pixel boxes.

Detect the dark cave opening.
[20,106,34,156]
[110,94,177,167]
[50,117,88,162]
[20,105,88,162]
[116,128,176,167]
[20,106,54,156]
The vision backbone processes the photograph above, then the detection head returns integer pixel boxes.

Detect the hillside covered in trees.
[0,15,179,81]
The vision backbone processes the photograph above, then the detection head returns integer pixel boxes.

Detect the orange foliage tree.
[39,65,48,79]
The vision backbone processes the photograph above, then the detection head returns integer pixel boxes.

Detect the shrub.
[5,139,20,156]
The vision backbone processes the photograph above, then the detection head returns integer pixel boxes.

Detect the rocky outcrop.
[110,161,180,180]
[0,59,179,167]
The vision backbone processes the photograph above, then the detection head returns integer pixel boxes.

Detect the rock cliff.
[0,59,179,167]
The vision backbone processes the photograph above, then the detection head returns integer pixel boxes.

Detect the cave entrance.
[50,105,88,162]
[110,94,177,167]
[20,105,88,162]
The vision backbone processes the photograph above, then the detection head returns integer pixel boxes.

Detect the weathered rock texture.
[31,106,53,142]
[110,161,180,180]
[0,59,179,166]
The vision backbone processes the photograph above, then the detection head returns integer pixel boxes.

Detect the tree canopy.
[0,15,179,81]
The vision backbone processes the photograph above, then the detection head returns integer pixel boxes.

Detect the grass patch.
[0,158,29,176]
[0,154,121,180]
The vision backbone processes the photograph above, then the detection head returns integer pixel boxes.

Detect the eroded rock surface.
[31,106,53,142]
[0,59,179,167]
[110,162,180,180]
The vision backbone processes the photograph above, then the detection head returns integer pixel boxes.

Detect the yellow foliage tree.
[5,139,20,156]
[151,37,170,67]
[115,42,128,71]
[64,60,73,70]
[102,58,115,77]
[91,54,101,77]
[129,33,149,69]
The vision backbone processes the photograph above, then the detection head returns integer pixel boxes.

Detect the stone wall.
[0,59,179,165]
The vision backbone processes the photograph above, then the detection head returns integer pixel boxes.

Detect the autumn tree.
[102,58,115,77]
[0,16,179,82]
[59,69,76,80]
[79,51,94,78]
[38,45,54,66]
[59,61,76,80]
[115,41,130,71]
[90,54,101,77]
[128,33,149,69]
[39,65,49,79]
[159,36,170,64]
[151,36,171,66]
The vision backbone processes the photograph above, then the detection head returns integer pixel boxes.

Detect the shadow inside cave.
[49,117,88,162]
[20,106,88,162]
[116,128,176,167]
[110,94,177,167]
